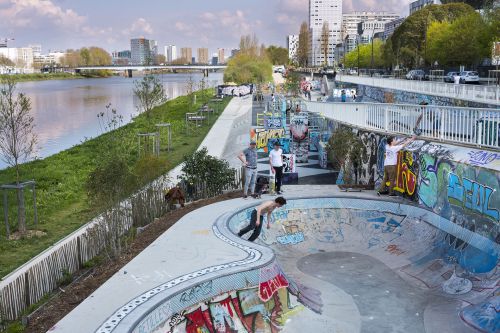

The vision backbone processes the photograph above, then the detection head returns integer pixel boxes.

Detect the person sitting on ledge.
[238,197,287,242]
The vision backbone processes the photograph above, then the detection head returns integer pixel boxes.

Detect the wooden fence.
[0,168,243,326]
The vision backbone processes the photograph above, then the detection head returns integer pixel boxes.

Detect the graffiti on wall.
[267,138,291,154]
[393,151,419,200]
[163,287,295,333]
[259,263,289,302]
[447,172,500,221]
[264,116,283,129]
[250,128,285,151]
[467,150,500,167]
[282,154,296,173]
[309,131,320,152]
[358,131,383,186]
[318,142,328,169]
[292,141,309,163]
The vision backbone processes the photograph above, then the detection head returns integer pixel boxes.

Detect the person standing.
[238,197,287,242]
[341,89,347,102]
[238,141,258,199]
[269,142,284,195]
[378,136,414,196]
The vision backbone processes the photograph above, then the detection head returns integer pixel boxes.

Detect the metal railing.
[305,101,500,149]
[336,75,500,105]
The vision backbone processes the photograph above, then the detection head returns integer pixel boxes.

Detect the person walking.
[378,136,414,196]
[238,141,259,199]
[269,141,284,195]
[238,197,287,242]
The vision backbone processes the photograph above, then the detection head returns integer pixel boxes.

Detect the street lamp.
[356,35,360,76]
[371,27,375,76]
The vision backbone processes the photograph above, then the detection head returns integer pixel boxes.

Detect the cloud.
[0,0,86,29]
[122,18,154,36]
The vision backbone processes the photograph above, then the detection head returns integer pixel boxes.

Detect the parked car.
[459,71,480,84]
[405,69,427,80]
[348,69,358,75]
[444,71,460,83]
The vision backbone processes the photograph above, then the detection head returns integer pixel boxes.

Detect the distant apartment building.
[29,44,42,57]
[230,49,240,58]
[383,18,405,40]
[112,50,131,65]
[197,48,209,64]
[0,47,34,73]
[131,37,157,65]
[309,0,343,66]
[409,0,441,14]
[287,35,299,63]
[165,45,177,63]
[211,55,219,65]
[217,48,225,64]
[180,47,192,64]
[341,12,399,53]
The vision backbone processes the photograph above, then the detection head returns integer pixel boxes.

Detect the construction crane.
[0,38,14,48]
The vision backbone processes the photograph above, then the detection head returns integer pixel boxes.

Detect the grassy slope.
[0,90,231,278]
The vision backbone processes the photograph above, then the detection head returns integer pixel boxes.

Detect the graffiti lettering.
[259,273,289,302]
[276,232,305,245]
[467,150,500,167]
[447,173,500,221]
[386,244,405,256]
[179,281,213,303]
[250,128,285,150]
[393,151,418,198]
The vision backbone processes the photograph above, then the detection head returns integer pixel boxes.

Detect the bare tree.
[298,21,310,67]
[133,74,166,117]
[0,77,37,234]
[320,21,330,66]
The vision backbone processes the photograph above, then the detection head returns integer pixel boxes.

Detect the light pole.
[371,27,375,76]
[357,35,360,76]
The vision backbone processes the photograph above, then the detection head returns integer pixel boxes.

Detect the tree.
[133,74,166,117]
[0,77,37,234]
[224,35,273,84]
[0,55,15,67]
[342,40,386,69]
[297,21,310,67]
[266,45,289,65]
[320,21,330,66]
[386,3,476,68]
[80,48,90,66]
[156,54,166,65]
[60,47,111,67]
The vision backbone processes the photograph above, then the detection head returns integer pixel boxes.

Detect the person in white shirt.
[378,136,414,196]
[269,141,284,194]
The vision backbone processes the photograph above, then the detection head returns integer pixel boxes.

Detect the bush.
[179,147,236,196]
[328,127,366,184]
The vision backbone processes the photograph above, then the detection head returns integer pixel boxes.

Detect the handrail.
[305,101,500,149]
[336,74,500,105]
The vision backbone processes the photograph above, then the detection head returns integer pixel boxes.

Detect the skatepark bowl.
[102,197,499,333]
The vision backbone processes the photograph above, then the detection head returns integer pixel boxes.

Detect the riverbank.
[0,90,231,278]
[0,71,112,82]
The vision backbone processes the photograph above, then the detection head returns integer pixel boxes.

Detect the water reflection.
[3,73,222,169]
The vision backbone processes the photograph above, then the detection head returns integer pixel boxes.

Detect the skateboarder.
[238,197,287,242]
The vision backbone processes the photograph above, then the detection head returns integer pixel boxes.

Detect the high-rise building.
[0,47,34,73]
[287,35,299,63]
[409,0,441,15]
[180,47,192,64]
[383,18,405,40]
[165,45,177,63]
[217,48,225,64]
[309,0,342,67]
[197,48,209,64]
[341,12,399,53]
[131,37,156,65]
[211,55,219,66]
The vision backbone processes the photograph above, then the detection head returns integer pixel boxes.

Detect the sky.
[0,0,414,54]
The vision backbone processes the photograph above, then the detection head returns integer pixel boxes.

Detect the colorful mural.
[250,128,285,151]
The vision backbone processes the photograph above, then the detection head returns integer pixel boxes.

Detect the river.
[2,72,223,169]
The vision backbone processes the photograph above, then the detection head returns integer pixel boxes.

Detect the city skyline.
[0,0,415,53]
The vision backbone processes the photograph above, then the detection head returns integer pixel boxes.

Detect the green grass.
[0,71,112,82]
[0,90,231,278]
